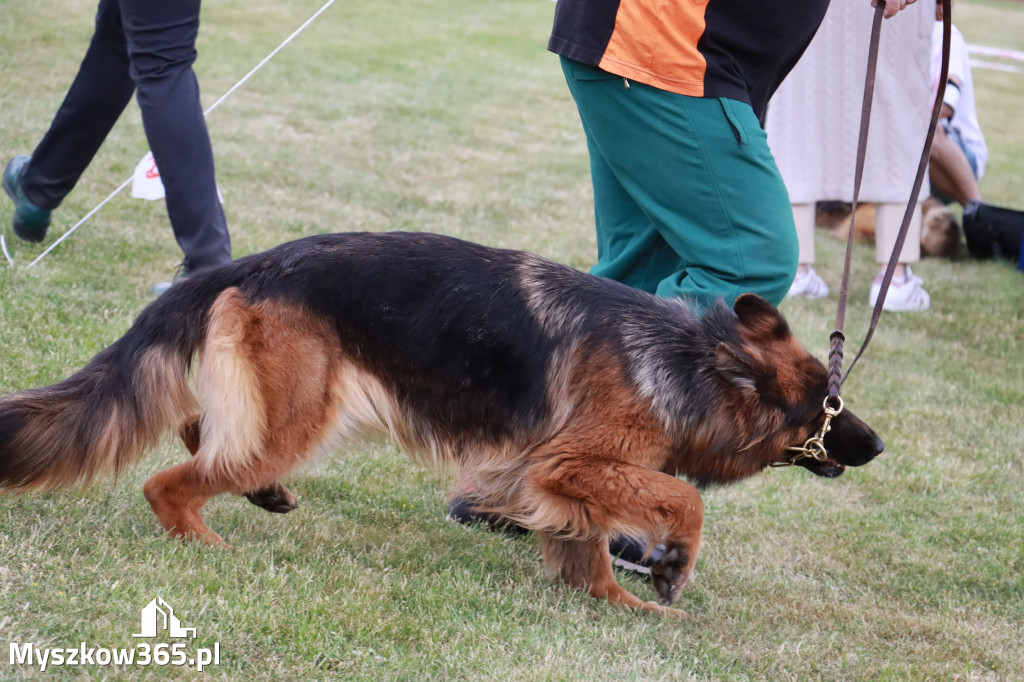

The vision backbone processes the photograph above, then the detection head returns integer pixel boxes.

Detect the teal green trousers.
[561,57,798,309]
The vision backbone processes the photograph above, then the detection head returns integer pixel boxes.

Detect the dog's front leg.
[537,532,690,619]
[527,455,703,615]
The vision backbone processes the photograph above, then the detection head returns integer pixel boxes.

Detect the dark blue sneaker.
[609,537,665,576]
[446,495,529,535]
[447,482,660,574]
[447,491,662,576]
[150,261,190,295]
[962,198,1024,262]
[3,155,51,243]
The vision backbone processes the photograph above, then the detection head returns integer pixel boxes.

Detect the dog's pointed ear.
[714,342,759,393]
[733,293,790,340]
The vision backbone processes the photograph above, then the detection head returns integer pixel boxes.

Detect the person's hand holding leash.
[873,0,918,19]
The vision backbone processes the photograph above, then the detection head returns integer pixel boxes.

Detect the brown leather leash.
[831,0,952,393]
[780,0,952,467]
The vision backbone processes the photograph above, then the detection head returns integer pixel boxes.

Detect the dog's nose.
[871,435,885,456]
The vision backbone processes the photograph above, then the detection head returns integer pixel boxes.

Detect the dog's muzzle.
[771,396,844,469]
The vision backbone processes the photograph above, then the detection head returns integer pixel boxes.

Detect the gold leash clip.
[771,396,845,467]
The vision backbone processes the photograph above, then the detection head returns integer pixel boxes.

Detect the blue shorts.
[942,120,979,179]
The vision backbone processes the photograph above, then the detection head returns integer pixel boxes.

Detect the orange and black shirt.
[548,0,830,117]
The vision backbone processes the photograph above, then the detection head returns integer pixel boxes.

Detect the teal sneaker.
[3,155,51,243]
[150,261,190,295]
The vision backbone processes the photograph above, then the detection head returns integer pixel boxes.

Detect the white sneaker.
[786,267,830,299]
[869,266,930,311]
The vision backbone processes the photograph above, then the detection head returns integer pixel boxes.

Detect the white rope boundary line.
[22,0,337,270]
[968,43,1024,63]
[1,236,13,268]
[968,44,1024,74]
[971,59,1022,74]
[202,0,337,118]
[27,177,132,268]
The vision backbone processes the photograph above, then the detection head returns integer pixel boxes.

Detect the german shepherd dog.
[0,232,884,618]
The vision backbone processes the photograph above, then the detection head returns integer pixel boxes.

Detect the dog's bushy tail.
[0,279,223,491]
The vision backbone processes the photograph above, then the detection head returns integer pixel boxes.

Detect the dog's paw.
[244,483,299,514]
[641,600,691,620]
[649,544,690,606]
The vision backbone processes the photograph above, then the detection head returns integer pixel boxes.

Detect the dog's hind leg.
[145,290,362,545]
[178,416,298,514]
[142,458,243,545]
[243,482,300,514]
[149,410,317,544]
[527,456,703,617]
[146,424,326,545]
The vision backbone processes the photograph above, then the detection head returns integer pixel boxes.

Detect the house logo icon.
[132,598,197,639]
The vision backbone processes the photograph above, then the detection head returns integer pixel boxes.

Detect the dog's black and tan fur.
[0,232,883,617]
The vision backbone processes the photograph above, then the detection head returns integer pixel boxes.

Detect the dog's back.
[207,232,715,462]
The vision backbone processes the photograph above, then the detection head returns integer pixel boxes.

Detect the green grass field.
[2,0,1022,679]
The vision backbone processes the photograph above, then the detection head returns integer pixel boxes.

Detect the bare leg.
[929,124,982,206]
